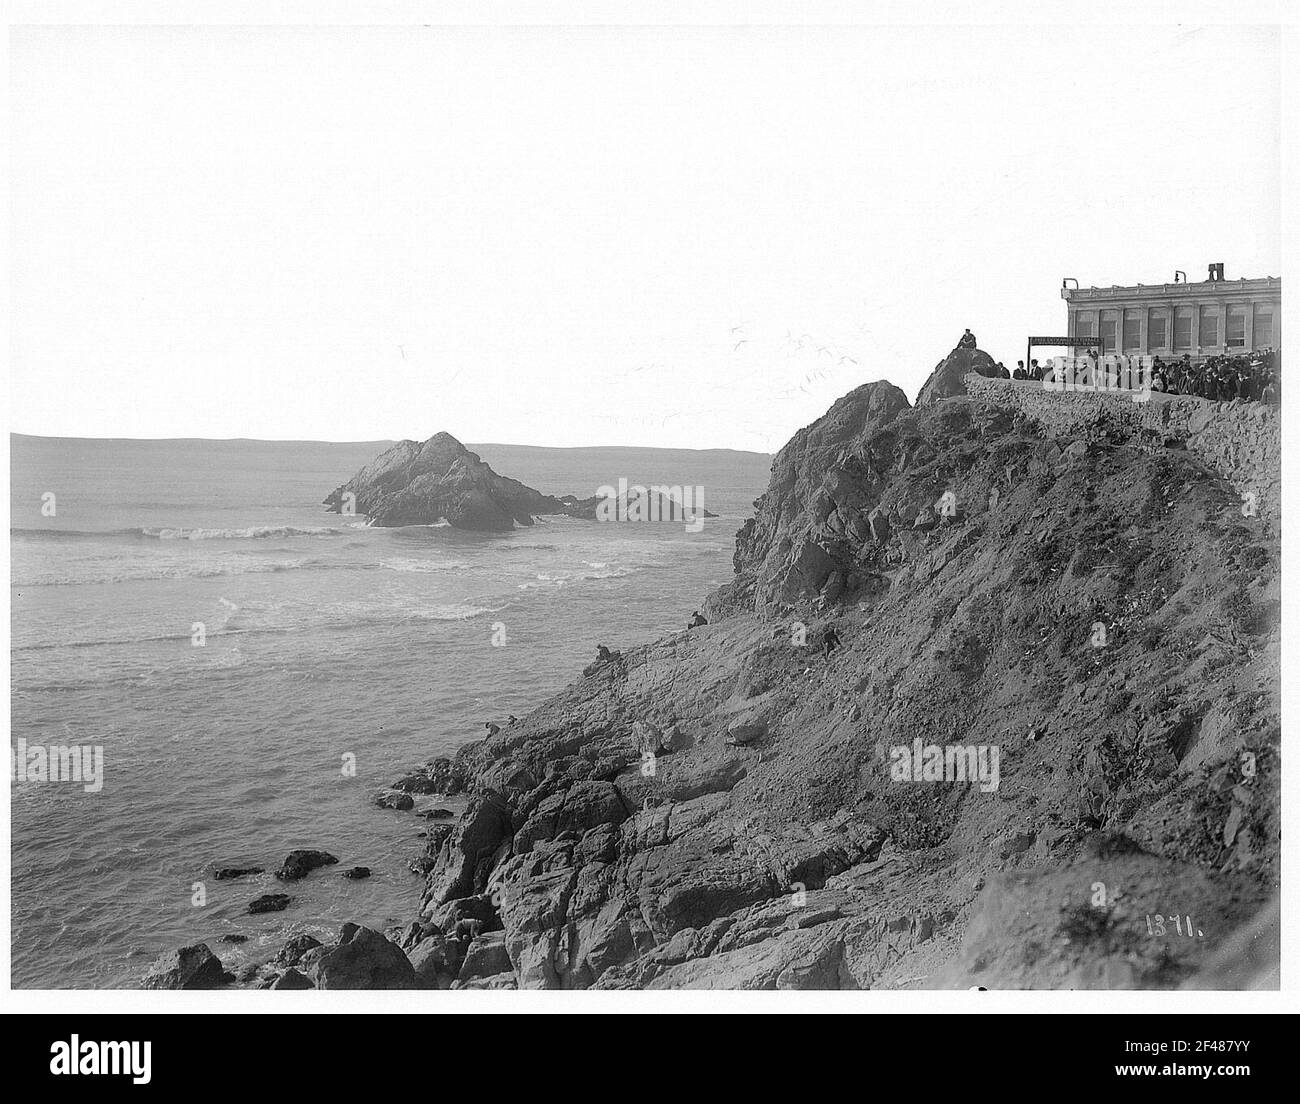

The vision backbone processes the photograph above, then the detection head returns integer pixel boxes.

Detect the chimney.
[1208,262,1225,282]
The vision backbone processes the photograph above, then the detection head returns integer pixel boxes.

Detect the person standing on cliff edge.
[958,328,977,350]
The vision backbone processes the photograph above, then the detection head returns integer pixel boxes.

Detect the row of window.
[1073,302,1275,353]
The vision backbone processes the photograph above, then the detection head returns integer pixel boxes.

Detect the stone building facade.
[1062,265,1280,362]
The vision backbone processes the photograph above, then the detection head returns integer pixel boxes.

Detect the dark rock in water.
[391,771,441,795]
[142,943,228,990]
[342,866,371,880]
[323,432,569,532]
[374,790,415,811]
[248,894,292,915]
[272,934,323,969]
[270,968,315,990]
[419,807,455,820]
[276,849,339,881]
[423,758,467,796]
[324,431,720,532]
[312,923,416,990]
[220,934,248,944]
[214,866,264,880]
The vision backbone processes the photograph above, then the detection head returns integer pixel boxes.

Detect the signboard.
[1028,336,1091,346]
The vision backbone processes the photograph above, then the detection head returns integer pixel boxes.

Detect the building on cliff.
[1062,263,1280,361]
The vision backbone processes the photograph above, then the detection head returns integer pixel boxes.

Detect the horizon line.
[8,431,775,456]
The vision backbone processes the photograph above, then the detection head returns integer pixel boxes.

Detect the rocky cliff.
[373,350,1278,990]
[193,343,1278,992]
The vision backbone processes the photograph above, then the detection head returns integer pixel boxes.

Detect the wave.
[517,563,635,589]
[378,557,471,574]
[12,557,351,587]
[11,525,359,542]
[11,626,292,653]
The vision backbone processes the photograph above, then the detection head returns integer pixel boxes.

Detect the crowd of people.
[1149,349,1281,403]
[975,343,1280,405]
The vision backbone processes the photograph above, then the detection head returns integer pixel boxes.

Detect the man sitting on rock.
[958,328,977,350]
[687,610,708,629]
[484,721,500,737]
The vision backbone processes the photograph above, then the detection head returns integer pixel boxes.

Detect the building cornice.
[1062,277,1280,304]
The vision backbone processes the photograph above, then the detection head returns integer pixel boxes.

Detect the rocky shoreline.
[147,344,1280,990]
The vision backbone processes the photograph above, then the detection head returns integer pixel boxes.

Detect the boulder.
[270,968,315,990]
[276,850,339,881]
[142,943,228,990]
[248,893,292,915]
[342,866,371,879]
[272,934,322,968]
[726,715,766,746]
[408,935,460,988]
[458,931,513,982]
[312,924,416,990]
[214,866,264,880]
[374,790,415,811]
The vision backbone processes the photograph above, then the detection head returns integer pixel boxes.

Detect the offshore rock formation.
[324,432,570,531]
[370,350,1278,990]
[324,431,716,531]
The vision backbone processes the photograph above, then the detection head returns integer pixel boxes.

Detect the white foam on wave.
[379,557,471,574]
[143,525,347,541]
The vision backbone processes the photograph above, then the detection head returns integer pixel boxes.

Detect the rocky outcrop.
[276,850,338,881]
[716,380,911,613]
[142,944,229,990]
[309,924,416,990]
[915,343,1000,405]
[324,431,570,531]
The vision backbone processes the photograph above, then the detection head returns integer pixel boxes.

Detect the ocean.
[9,435,772,988]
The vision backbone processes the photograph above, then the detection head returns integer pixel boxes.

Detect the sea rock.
[323,431,573,531]
[342,866,371,880]
[374,790,415,811]
[311,924,416,990]
[248,894,292,915]
[214,866,264,880]
[390,771,441,795]
[272,934,323,968]
[276,850,339,881]
[270,968,315,990]
[142,943,228,990]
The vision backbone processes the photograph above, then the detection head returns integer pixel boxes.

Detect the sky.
[8,21,1283,452]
